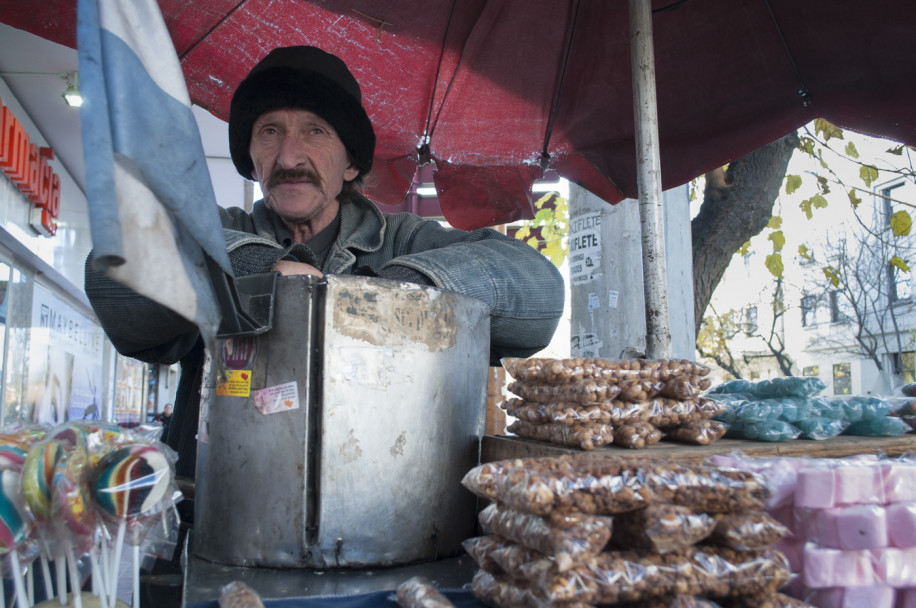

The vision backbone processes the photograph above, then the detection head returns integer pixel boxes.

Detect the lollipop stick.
[108,520,125,608]
[66,548,82,608]
[40,555,53,602]
[26,563,34,607]
[98,539,111,600]
[131,544,139,608]
[55,557,65,605]
[10,551,28,608]
[89,546,108,608]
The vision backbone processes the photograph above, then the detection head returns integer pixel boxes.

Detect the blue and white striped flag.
[77,0,233,348]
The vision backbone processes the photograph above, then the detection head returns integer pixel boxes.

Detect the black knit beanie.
[229,46,375,180]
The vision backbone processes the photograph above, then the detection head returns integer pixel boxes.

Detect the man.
[85,46,565,478]
[159,403,173,442]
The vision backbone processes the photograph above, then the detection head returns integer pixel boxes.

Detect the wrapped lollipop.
[48,423,90,454]
[21,438,68,599]
[22,439,65,526]
[0,428,46,472]
[0,467,34,608]
[52,448,100,608]
[91,443,176,608]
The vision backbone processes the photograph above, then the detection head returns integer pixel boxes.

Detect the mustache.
[266,167,322,190]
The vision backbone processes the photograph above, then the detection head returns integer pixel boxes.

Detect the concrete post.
[568,184,695,360]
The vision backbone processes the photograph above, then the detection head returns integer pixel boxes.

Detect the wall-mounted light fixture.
[0,70,83,108]
[61,72,82,107]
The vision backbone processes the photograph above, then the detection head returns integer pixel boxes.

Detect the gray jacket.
[221,195,565,358]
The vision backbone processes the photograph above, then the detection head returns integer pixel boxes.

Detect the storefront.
[0,79,158,427]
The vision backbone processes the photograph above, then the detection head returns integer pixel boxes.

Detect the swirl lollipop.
[20,439,65,602]
[91,444,173,529]
[52,448,99,608]
[48,423,89,453]
[0,467,33,608]
[21,439,64,525]
[0,429,44,472]
[91,443,174,608]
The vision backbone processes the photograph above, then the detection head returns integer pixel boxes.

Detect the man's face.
[249,108,359,228]
[164,405,173,416]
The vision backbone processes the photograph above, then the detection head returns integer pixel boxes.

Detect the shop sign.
[0,94,61,236]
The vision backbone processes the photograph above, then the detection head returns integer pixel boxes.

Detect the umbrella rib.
[423,0,461,152]
[761,0,812,107]
[178,0,250,62]
[541,0,583,168]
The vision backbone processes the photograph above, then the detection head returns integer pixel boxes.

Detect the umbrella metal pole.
[629,0,672,359]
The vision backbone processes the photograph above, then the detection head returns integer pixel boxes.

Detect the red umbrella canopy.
[4,0,916,229]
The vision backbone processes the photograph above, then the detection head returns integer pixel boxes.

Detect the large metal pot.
[193,274,489,568]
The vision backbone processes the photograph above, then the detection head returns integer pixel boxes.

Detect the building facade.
[701,130,915,396]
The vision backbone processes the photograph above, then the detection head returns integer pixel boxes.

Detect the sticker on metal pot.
[253,381,300,415]
[221,336,259,369]
[215,369,251,397]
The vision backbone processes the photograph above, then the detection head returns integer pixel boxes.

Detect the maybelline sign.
[0,94,61,236]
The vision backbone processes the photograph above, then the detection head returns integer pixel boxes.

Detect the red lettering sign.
[0,94,62,237]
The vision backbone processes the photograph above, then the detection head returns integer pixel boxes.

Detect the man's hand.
[271,260,324,277]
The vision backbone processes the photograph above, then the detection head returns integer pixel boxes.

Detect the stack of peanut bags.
[462,454,810,608]
[500,357,726,450]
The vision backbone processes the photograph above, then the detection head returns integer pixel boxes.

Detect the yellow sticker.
[216,369,252,397]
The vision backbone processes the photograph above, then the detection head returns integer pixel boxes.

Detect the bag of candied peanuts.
[478,502,612,570]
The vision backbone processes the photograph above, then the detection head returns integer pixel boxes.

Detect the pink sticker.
[252,381,300,415]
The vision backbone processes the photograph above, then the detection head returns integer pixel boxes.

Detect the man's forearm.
[84,256,199,363]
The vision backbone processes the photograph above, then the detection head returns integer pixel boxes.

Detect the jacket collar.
[337,193,386,253]
[249,193,386,254]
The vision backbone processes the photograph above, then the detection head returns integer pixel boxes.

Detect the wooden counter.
[482,433,916,463]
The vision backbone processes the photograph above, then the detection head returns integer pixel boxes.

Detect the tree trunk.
[691,132,799,335]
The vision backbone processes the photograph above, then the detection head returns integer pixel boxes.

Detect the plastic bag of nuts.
[500,398,615,426]
[708,512,789,551]
[494,459,659,515]
[507,419,616,450]
[461,535,509,575]
[489,541,551,578]
[657,376,714,400]
[613,421,664,449]
[519,548,699,604]
[610,504,717,553]
[508,380,626,404]
[395,576,456,608]
[470,569,592,608]
[501,357,710,385]
[663,419,729,445]
[460,454,628,502]
[520,546,790,604]
[478,503,612,570]
[479,457,770,516]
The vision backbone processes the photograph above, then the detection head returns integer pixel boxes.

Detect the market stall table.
[481,434,916,463]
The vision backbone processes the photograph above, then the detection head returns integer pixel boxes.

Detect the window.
[803,365,820,377]
[828,290,841,323]
[892,351,915,384]
[801,295,816,327]
[881,183,904,229]
[833,362,852,395]
[744,306,758,336]
[881,183,911,304]
[888,262,912,303]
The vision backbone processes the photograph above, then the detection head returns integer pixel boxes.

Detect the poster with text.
[569,212,602,285]
[28,284,105,424]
